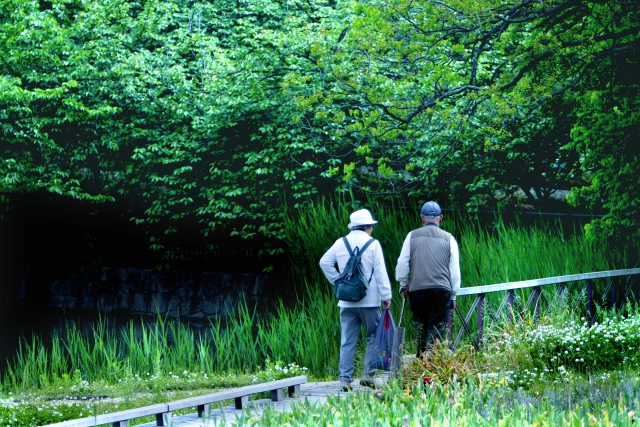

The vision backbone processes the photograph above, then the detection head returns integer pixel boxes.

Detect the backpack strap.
[343,237,376,284]
[360,238,376,283]
[342,237,375,256]
[342,237,354,256]
[359,238,375,255]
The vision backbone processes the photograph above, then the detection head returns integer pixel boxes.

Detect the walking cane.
[390,295,406,377]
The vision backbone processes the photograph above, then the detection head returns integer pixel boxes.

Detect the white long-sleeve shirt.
[395,229,461,300]
[319,230,392,308]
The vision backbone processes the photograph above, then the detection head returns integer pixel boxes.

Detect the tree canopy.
[1,0,639,256]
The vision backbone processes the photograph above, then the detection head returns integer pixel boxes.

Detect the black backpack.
[333,237,375,302]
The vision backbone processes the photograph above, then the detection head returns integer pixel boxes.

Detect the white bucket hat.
[347,209,378,229]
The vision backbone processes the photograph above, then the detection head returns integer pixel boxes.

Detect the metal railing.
[447,268,640,350]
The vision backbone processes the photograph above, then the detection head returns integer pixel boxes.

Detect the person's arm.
[372,241,392,304]
[319,242,339,284]
[395,233,412,286]
[449,235,461,302]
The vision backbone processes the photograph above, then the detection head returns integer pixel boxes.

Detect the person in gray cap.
[319,208,392,391]
[395,201,461,357]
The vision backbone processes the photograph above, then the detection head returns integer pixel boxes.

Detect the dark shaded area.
[4,192,279,276]
[0,189,608,374]
[0,191,289,373]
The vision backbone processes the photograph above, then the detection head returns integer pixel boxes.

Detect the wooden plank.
[457,268,640,296]
[167,375,307,411]
[44,404,170,427]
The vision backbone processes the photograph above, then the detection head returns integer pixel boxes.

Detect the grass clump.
[213,376,640,426]
[401,342,482,388]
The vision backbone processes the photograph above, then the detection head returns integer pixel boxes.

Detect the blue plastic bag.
[373,308,396,370]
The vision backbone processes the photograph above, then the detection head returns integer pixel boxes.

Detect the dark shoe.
[340,380,352,392]
[359,375,376,389]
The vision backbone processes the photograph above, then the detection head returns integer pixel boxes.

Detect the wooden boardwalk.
[42,376,388,427]
[135,379,384,427]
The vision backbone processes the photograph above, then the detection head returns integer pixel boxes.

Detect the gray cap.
[420,201,442,217]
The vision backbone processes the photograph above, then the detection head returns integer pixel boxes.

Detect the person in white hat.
[395,201,461,357]
[319,208,392,391]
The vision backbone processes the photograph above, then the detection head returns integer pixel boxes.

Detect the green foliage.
[0,0,336,249]
[2,0,639,246]
[566,81,640,251]
[284,0,640,236]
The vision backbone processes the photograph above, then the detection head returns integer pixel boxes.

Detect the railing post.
[507,290,514,323]
[197,404,210,418]
[477,293,485,348]
[156,412,171,427]
[586,280,594,325]
[624,275,637,301]
[532,287,541,323]
[610,279,617,309]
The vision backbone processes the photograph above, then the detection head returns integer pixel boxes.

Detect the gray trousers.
[339,306,380,383]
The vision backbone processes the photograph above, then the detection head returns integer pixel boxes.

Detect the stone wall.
[15,266,274,319]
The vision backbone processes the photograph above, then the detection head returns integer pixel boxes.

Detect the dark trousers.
[409,288,451,357]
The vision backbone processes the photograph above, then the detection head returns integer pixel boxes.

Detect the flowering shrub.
[0,395,86,427]
[489,312,640,388]
[251,360,308,384]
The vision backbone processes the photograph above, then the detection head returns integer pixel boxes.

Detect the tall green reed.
[2,197,635,392]
[282,197,634,352]
[255,288,340,377]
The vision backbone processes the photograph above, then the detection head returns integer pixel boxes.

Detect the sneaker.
[340,380,352,392]
[359,375,376,389]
